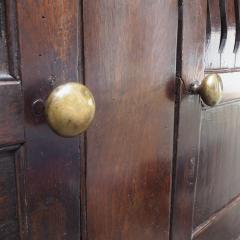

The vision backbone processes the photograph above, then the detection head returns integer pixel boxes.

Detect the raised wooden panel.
[0,82,24,145]
[84,1,178,239]
[193,102,240,228]
[0,146,21,240]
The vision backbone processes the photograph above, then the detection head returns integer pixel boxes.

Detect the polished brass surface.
[192,73,223,107]
[45,82,95,137]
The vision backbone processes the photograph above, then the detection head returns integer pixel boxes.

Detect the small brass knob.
[45,82,96,137]
[191,73,223,106]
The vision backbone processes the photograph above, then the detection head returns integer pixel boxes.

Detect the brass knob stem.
[45,82,96,137]
[191,73,223,107]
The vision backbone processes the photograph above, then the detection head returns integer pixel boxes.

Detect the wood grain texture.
[0,147,20,240]
[83,1,178,239]
[0,82,24,146]
[17,1,82,239]
[193,102,240,227]
[171,1,207,239]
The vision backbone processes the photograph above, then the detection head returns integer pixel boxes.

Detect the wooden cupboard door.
[0,1,24,239]
[172,0,240,240]
[0,0,178,239]
[16,0,82,239]
[83,1,178,240]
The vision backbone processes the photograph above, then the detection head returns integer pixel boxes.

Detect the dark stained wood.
[193,195,240,240]
[0,146,21,240]
[0,0,10,76]
[0,1,24,239]
[4,0,240,239]
[0,82,24,146]
[193,102,240,227]
[83,1,178,239]
[5,0,21,80]
[171,1,207,240]
[16,1,82,239]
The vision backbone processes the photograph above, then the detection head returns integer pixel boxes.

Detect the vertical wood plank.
[83,1,178,239]
[17,1,82,239]
[171,1,207,239]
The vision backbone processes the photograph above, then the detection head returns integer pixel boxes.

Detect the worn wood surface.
[83,1,178,239]
[17,1,82,239]
[171,1,207,240]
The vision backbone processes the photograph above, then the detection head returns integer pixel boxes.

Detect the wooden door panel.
[174,0,240,239]
[0,1,24,239]
[83,1,178,239]
[171,1,207,239]
[193,1,240,237]
[0,83,24,145]
[17,1,82,239]
[194,103,240,227]
[0,146,21,240]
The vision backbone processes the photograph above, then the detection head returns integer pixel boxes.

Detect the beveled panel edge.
[5,0,21,80]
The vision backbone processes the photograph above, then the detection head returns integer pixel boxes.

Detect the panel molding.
[0,0,20,81]
[0,145,23,239]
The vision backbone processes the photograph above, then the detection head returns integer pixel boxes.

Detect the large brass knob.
[45,82,96,137]
[191,73,223,106]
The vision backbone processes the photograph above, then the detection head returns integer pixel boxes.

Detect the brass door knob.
[45,82,96,137]
[191,73,223,106]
